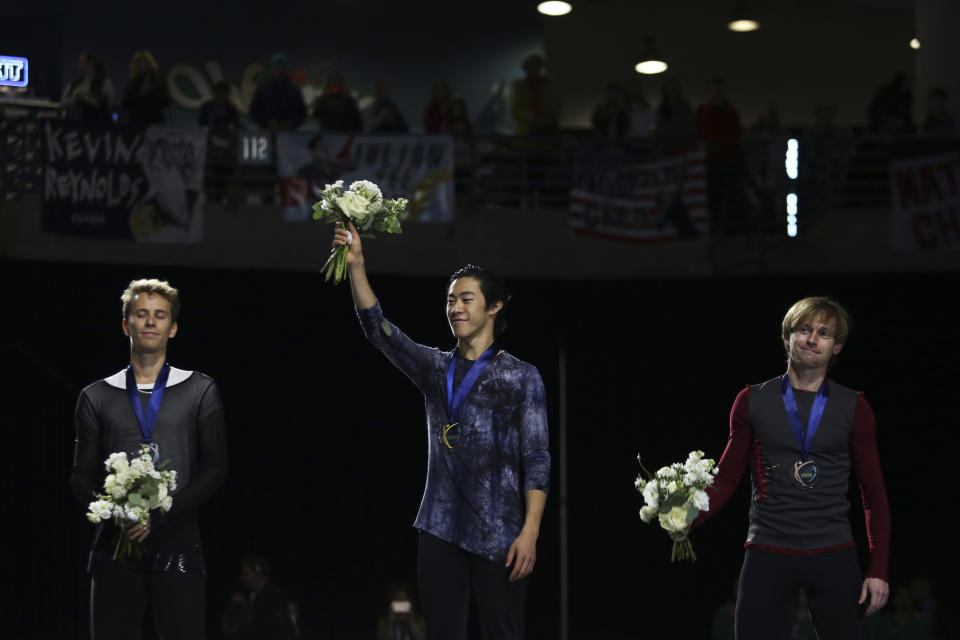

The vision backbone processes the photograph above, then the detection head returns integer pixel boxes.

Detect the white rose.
[160,496,173,511]
[692,489,710,511]
[659,506,691,532]
[106,452,128,472]
[642,480,660,507]
[639,505,657,523]
[349,180,382,201]
[336,191,372,223]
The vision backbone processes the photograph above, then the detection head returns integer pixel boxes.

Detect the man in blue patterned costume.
[333,222,550,640]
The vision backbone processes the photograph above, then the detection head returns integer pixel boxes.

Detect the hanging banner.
[276,132,454,222]
[569,147,709,241]
[41,122,206,242]
[890,150,960,252]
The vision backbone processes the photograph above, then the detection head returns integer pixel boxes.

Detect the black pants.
[417,532,527,640]
[91,561,205,640]
[735,547,865,640]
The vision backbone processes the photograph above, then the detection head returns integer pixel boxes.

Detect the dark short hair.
[446,264,511,337]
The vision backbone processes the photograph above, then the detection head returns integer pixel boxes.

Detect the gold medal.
[441,422,462,449]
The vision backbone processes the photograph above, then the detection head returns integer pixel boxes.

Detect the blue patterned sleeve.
[519,365,551,494]
[356,302,439,392]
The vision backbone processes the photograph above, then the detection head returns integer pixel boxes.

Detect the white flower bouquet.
[86,444,178,560]
[312,179,408,284]
[635,450,719,562]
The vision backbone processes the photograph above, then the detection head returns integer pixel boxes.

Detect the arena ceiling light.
[537,1,572,16]
[727,1,760,32]
[635,36,668,75]
[910,38,921,50]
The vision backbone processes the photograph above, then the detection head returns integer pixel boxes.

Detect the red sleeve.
[851,393,891,582]
[692,386,752,531]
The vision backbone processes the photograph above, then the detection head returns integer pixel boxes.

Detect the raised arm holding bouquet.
[330,225,550,640]
[314,179,407,284]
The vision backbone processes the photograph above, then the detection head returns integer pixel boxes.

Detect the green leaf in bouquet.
[663,493,686,509]
[685,506,700,525]
[128,493,143,507]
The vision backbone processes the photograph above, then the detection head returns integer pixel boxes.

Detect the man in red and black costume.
[689,296,890,640]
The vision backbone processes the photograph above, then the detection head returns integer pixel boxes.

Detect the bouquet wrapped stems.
[313,180,408,285]
[321,238,350,284]
[671,534,696,563]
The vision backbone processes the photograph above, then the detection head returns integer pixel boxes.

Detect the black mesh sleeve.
[70,391,102,506]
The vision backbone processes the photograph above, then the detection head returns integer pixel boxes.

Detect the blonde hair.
[121,279,180,321]
[781,296,850,347]
[130,51,159,76]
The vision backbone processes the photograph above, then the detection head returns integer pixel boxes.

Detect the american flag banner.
[569,146,708,242]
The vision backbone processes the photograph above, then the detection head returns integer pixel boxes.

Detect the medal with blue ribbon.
[442,343,499,450]
[125,363,170,463]
[781,374,828,489]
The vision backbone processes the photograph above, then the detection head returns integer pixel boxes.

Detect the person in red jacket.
[685,296,890,640]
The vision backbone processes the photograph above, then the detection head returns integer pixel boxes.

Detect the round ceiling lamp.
[728,19,760,32]
[537,1,572,16]
[910,38,921,50]
[635,36,668,75]
[727,1,760,32]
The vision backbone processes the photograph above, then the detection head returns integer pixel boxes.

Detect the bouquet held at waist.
[86,444,178,560]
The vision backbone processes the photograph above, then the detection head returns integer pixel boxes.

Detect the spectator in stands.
[868,73,915,134]
[697,77,743,233]
[368,77,409,133]
[200,81,241,204]
[590,82,629,139]
[447,98,471,134]
[803,99,846,220]
[475,81,507,133]
[240,554,298,640]
[120,51,169,126]
[297,134,355,201]
[697,77,742,158]
[376,581,426,640]
[745,103,787,226]
[624,78,656,139]
[922,87,955,135]
[868,585,932,640]
[656,77,697,152]
[510,53,560,135]
[311,70,363,133]
[200,81,240,130]
[250,53,307,132]
[61,52,115,123]
[423,80,452,133]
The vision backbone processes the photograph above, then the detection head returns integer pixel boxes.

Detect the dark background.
[2,259,954,638]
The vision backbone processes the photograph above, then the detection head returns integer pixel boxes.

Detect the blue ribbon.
[446,343,499,424]
[780,374,829,461]
[125,363,170,444]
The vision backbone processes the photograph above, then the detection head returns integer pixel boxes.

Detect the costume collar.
[104,366,193,390]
